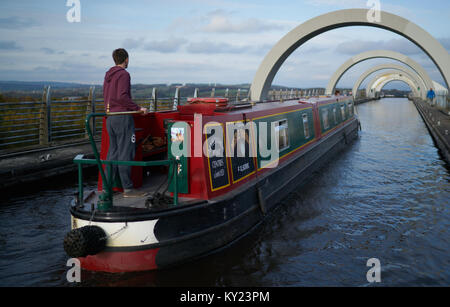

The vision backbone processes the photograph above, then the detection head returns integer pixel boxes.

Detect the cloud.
[123,36,271,55]
[202,11,286,33]
[40,47,65,55]
[123,37,187,53]
[335,38,423,56]
[144,38,187,53]
[306,0,365,7]
[0,16,40,30]
[203,15,285,33]
[41,47,56,54]
[0,40,23,50]
[0,61,104,84]
[185,40,272,55]
[123,38,144,49]
[186,41,247,54]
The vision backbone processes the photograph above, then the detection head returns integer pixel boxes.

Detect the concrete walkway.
[413,98,450,164]
[0,142,97,190]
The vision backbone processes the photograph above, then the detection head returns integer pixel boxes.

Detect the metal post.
[225,88,229,98]
[194,88,199,98]
[91,86,96,135]
[445,94,450,115]
[211,87,215,97]
[151,87,157,112]
[46,86,52,144]
[173,161,178,206]
[173,87,180,110]
[237,89,241,102]
[85,113,112,210]
[107,163,113,201]
[39,86,49,146]
[78,163,83,205]
[86,86,95,139]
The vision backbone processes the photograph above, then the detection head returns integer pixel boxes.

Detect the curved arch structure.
[250,9,449,101]
[374,76,417,95]
[369,70,422,96]
[366,72,419,97]
[327,50,434,99]
[367,72,419,96]
[352,64,426,98]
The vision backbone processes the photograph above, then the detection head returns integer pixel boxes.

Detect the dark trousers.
[106,115,136,190]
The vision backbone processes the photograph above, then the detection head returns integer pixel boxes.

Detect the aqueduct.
[250,8,449,102]
[366,71,420,98]
[326,50,434,99]
[352,64,426,99]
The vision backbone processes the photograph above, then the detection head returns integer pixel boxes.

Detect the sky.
[0,0,449,91]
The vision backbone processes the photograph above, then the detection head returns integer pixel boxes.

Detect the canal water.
[0,98,449,286]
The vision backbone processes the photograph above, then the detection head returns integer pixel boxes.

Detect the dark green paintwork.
[253,107,316,169]
[318,99,354,134]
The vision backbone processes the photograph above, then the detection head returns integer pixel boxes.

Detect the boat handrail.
[77,112,179,211]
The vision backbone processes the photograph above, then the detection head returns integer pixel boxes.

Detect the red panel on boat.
[79,248,160,273]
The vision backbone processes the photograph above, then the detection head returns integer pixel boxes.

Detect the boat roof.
[216,95,353,115]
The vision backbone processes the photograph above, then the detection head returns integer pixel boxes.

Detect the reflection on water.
[0,98,449,286]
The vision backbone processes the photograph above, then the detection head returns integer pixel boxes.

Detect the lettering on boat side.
[179,291,270,304]
[66,258,81,283]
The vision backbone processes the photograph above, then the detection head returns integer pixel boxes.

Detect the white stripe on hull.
[71,216,159,248]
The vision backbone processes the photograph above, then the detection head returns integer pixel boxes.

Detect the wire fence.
[0,85,254,152]
[0,85,337,153]
[0,86,179,152]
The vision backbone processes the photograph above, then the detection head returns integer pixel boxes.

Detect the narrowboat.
[64,95,360,273]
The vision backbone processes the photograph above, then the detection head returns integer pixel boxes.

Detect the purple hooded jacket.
[103,66,140,112]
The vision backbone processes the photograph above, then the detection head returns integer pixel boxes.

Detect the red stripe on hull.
[79,248,160,273]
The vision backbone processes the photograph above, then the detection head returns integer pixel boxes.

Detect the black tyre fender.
[63,225,107,258]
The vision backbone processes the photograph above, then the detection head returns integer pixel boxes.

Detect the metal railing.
[0,86,181,152]
[1,85,319,152]
[267,88,327,100]
[74,112,180,210]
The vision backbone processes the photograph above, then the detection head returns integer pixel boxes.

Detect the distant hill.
[0,80,327,100]
[0,81,98,92]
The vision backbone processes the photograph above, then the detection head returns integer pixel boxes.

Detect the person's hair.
[112,48,129,65]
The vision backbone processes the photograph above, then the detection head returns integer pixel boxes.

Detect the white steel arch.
[353,64,426,98]
[250,9,449,101]
[366,72,419,97]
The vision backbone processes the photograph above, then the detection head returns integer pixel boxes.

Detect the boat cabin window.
[341,105,346,120]
[322,109,329,130]
[302,113,310,139]
[333,107,337,124]
[275,119,289,151]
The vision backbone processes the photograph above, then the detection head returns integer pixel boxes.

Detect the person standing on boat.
[103,48,148,198]
[426,88,436,105]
